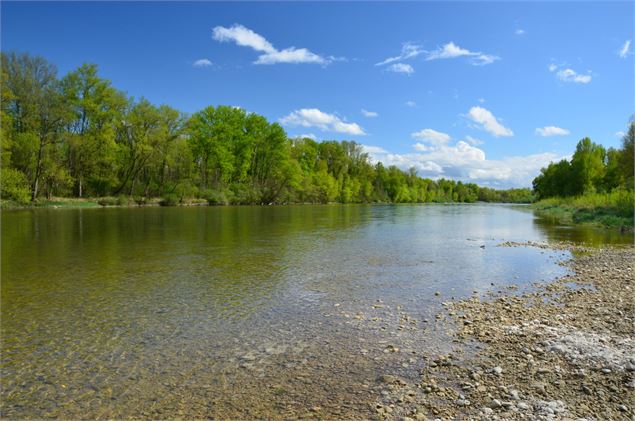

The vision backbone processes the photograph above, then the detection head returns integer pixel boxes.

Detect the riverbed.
[1,204,632,418]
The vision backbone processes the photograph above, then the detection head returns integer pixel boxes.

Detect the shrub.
[207,190,229,206]
[159,194,179,206]
[1,168,31,204]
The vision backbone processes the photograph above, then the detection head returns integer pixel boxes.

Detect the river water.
[1,204,631,418]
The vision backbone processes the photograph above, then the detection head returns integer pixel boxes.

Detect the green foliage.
[0,167,31,204]
[1,51,544,206]
[534,189,634,228]
[159,194,179,206]
[533,129,634,200]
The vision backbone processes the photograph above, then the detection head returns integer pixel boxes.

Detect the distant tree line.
[532,123,634,199]
[1,52,535,205]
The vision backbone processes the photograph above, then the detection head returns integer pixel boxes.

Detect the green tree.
[2,52,71,199]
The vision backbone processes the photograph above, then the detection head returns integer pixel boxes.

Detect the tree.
[61,63,126,196]
[2,52,71,199]
[570,137,606,194]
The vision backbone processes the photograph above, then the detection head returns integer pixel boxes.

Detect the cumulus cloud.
[405,101,417,108]
[426,42,499,66]
[362,141,558,187]
[280,108,366,136]
[193,58,213,67]
[361,109,378,118]
[361,145,388,154]
[465,135,484,146]
[212,24,330,65]
[618,40,631,58]
[515,29,526,35]
[616,131,626,138]
[411,128,452,145]
[466,106,514,137]
[535,126,570,137]
[549,64,592,84]
[386,63,414,74]
[376,42,424,66]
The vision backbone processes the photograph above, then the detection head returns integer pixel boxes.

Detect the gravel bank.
[374,242,634,420]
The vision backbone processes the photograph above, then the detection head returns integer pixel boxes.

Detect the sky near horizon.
[2,1,633,188]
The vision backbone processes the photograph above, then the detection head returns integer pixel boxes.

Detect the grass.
[532,190,634,229]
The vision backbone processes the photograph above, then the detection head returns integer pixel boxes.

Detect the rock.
[434,291,441,296]
[379,374,406,386]
[491,399,502,408]
[618,404,628,412]
[481,407,494,415]
[492,366,503,376]
[517,402,529,410]
[457,399,470,406]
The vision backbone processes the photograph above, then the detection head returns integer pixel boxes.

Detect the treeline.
[532,125,634,199]
[1,52,532,206]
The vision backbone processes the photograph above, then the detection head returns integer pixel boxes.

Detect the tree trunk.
[31,138,45,200]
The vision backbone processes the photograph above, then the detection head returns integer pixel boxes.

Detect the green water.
[1,204,631,418]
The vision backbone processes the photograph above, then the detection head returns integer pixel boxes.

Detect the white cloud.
[280,108,365,136]
[361,109,378,118]
[616,131,626,138]
[426,42,500,66]
[361,144,388,154]
[193,58,213,67]
[464,135,484,146]
[376,42,424,66]
[297,133,317,140]
[557,68,592,84]
[362,141,559,187]
[405,101,417,108]
[212,24,330,65]
[386,63,414,74]
[535,126,570,137]
[549,64,592,84]
[466,106,514,137]
[411,128,452,145]
[618,40,631,58]
[515,29,526,35]
[477,98,485,104]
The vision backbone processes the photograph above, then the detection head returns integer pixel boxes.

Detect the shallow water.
[1,204,630,418]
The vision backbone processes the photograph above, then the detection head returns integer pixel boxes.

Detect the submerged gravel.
[374,242,634,420]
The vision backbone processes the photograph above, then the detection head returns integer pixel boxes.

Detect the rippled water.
[1,204,630,418]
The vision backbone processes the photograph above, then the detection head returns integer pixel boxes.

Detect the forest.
[0,52,537,206]
[3,52,631,210]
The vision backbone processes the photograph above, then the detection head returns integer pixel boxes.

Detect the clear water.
[1,204,630,418]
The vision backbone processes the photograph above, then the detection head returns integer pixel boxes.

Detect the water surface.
[1,204,630,418]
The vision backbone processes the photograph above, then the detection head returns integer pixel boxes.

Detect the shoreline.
[374,241,634,420]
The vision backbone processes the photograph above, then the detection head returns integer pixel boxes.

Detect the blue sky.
[2,1,633,187]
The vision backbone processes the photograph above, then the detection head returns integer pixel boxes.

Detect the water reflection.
[1,204,630,418]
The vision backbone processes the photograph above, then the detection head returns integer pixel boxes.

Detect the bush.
[116,195,134,206]
[134,196,147,206]
[207,190,229,206]
[159,194,179,206]
[1,168,31,204]
[98,197,118,206]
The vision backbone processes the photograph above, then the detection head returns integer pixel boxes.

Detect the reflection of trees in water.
[531,213,632,246]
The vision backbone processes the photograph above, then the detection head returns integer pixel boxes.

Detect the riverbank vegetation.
[1,52,533,208]
[531,124,634,228]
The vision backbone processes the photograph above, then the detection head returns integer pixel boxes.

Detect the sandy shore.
[373,242,634,420]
